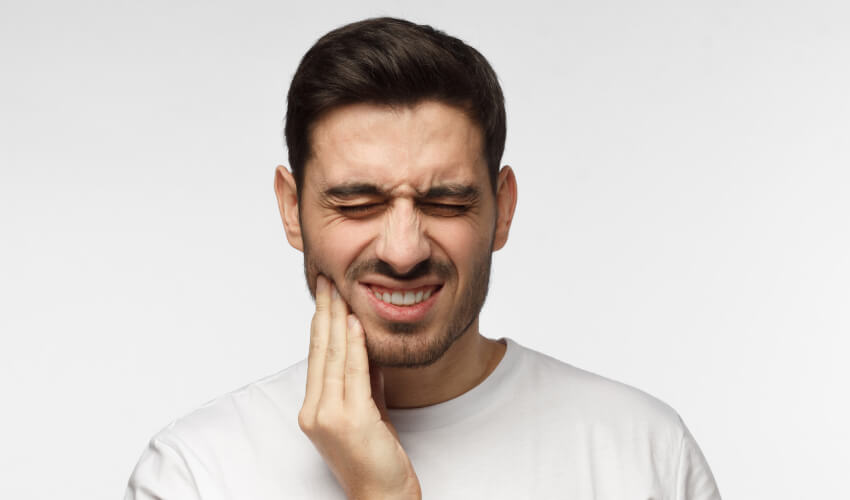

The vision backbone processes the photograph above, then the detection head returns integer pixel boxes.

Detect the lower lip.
[360,283,441,323]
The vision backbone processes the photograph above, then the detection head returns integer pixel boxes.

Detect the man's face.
[281,101,509,368]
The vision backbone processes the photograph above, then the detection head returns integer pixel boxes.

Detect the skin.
[273,100,518,498]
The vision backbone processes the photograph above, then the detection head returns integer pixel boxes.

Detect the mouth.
[367,284,441,306]
[358,282,443,323]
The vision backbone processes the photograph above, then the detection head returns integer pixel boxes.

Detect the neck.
[380,321,507,409]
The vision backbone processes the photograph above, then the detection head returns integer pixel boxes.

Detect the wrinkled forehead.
[305,101,487,195]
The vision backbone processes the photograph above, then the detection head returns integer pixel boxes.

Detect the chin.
[362,322,461,368]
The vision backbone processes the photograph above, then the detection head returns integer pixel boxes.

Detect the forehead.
[306,100,487,193]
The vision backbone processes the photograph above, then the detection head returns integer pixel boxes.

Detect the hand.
[298,275,422,500]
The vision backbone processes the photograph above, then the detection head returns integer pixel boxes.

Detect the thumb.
[370,363,404,442]
[369,362,390,420]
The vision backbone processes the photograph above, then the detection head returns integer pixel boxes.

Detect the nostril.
[374,259,432,281]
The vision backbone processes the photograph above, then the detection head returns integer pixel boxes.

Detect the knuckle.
[326,343,342,361]
[348,326,365,342]
[345,363,366,378]
[314,408,339,429]
[309,339,325,354]
[297,410,314,433]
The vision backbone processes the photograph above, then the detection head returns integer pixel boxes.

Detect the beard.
[302,241,493,369]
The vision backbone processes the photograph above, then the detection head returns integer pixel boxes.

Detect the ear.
[274,165,304,252]
[492,165,517,251]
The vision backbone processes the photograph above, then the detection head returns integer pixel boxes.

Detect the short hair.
[284,17,506,195]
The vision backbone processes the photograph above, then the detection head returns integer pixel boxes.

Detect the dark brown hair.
[284,17,506,195]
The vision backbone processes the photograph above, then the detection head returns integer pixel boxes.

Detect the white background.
[2,0,848,498]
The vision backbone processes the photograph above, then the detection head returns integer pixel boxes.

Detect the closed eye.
[337,204,384,217]
[419,202,470,216]
[336,202,470,218]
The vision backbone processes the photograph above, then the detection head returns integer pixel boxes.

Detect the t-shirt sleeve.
[124,435,202,500]
[674,421,722,500]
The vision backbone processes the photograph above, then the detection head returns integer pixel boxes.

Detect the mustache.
[346,258,453,282]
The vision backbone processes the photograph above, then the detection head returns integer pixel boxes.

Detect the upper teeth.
[374,288,433,306]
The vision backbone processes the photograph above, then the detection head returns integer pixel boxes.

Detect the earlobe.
[274,165,304,252]
[492,166,517,251]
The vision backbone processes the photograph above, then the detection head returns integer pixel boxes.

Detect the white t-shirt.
[125,338,721,499]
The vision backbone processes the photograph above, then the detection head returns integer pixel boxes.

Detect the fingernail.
[347,315,358,329]
[316,275,327,294]
[331,284,339,299]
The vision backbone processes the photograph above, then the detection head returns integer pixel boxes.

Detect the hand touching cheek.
[298,275,422,500]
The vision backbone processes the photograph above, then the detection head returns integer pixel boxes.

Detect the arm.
[674,419,722,500]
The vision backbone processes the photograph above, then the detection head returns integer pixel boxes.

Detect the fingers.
[304,276,372,415]
[303,275,330,411]
[319,281,348,405]
[344,315,372,405]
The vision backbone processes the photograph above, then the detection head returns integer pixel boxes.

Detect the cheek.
[428,219,494,267]
[306,222,374,276]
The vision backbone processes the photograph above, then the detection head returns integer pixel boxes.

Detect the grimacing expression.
[277,100,515,368]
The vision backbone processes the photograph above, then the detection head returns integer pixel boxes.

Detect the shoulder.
[126,360,319,498]
[152,359,309,452]
[514,341,687,438]
[506,340,721,498]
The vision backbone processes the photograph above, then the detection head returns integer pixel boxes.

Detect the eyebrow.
[422,184,481,202]
[322,183,481,202]
[323,183,382,199]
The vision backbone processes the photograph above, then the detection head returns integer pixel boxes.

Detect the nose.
[374,199,431,275]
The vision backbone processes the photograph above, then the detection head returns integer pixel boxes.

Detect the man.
[126,17,720,499]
